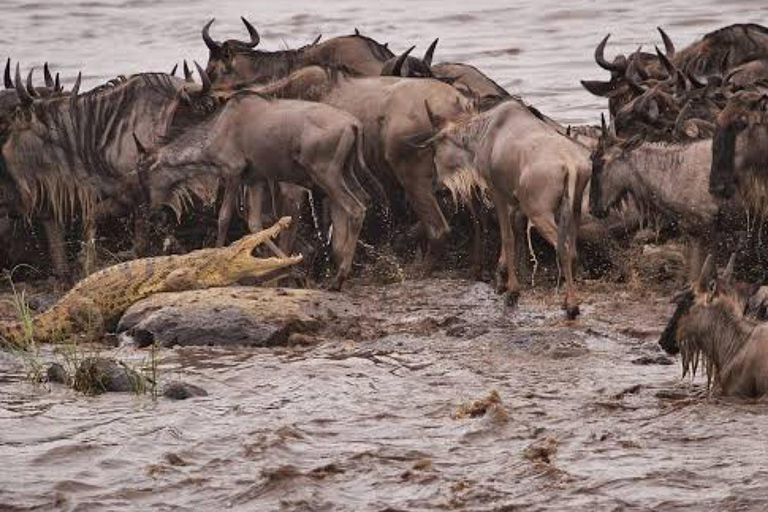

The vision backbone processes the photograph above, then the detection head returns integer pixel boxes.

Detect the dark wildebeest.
[1,68,211,277]
[408,99,591,318]
[250,65,471,271]
[137,90,372,290]
[659,254,768,397]
[202,18,394,87]
[380,40,439,78]
[709,86,768,212]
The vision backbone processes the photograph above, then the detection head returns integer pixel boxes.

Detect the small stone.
[163,382,208,400]
[46,363,68,384]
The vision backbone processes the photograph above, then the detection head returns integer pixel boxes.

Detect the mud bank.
[2,277,768,510]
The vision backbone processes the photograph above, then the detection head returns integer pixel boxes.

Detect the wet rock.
[118,287,345,348]
[46,363,68,384]
[524,436,558,464]
[163,382,208,400]
[454,390,506,420]
[632,243,686,289]
[73,357,144,394]
[632,354,674,365]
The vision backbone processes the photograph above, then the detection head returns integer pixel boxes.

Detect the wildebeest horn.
[674,99,692,134]
[655,46,676,78]
[311,34,322,45]
[43,63,54,88]
[657,27,675,58]
[14,64,34,107]
[71,72,82,95]
[202,18,220,51]
[170,63,178,76]
[4,58,12,89]
[723,253,736,282]
[354,28,361,36]
[133,132,148,156]
[194,61,211,93]
[240,17,260,47]
[600,113,608,136]
[54,72,61,93]
[595,34,623,72]
[26,68,39,98]
[686,68,706,88]
[423,38,438,67]
[392,46,415,76]
[183,60,193,83]
[674,69,688,92]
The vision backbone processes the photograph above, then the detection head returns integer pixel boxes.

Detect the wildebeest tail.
[351,125,389,212]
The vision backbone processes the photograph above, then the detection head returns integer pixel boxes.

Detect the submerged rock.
[73,357,144,394]
[46,363,68,384]
[118,287,344,348]
[163,382,208,400]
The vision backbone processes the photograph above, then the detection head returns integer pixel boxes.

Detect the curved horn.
[311,34,322,45]
[240,17,260,47]
[183,60,193,83]
[686,68,706,89]
[655,45,676,79]
[354,28,360,36]
[26,68,39,98]
[202,18,220,51]
[595,34,623,72]
[54,72,61,93]
[392,45,415,76]
[423,38,438,67]
[657,27,675,58]
[43,62,54,88]
[133,132,148,156]
[71,71,82,95]
[600,113,608,136]
[194,61,211,93]
[14,64,34,107]
[4,58,12,89]
[170,63,178,76]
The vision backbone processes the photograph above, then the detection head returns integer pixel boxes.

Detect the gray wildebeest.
[659,254,768,397]
[408,99,591,318]
[136,89,372,290]
[202,18,394,87]
[1,67,208,277]
[252,65,471,271]
[710,86,768,214]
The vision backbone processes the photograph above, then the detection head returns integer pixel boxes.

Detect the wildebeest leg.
[41,219,69,280]
[403,176,450,275]
[467,199,485,280]
[275,184,307,254]
[132,209,150,257]
[82,216,97,277]
[491,189,520,306]
[244,182,266,234]
[217,179,239,247]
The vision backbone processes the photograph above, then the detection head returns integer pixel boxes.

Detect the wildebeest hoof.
[564,305,580,320]
[504,290,520,308]
[326,280,343,292]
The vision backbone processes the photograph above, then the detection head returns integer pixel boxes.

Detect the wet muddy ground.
[3,276,768,511]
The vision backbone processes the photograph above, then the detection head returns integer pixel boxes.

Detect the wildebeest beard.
[710,124,738,198]
[659,290,694,355]
[6,73,183,223]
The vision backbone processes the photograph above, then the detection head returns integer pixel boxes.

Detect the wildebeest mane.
[11,73,182,223]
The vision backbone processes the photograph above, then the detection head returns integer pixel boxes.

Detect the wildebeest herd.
[3,20,768,396]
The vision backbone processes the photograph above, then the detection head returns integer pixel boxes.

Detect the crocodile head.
[196,216,302,285]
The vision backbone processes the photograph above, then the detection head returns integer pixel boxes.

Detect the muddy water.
[4,1,768,510]
[1,0,767,123]
[3,278,768,510]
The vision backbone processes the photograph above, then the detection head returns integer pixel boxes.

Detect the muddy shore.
[2,275,767,511]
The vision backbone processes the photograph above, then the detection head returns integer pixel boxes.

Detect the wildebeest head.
[710,87,768,199]
[202,17,263,88]
[380,39,439,78]
[589,115,642,219]
[658,254,747,357]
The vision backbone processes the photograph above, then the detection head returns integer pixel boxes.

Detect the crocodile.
[0,217,301,347]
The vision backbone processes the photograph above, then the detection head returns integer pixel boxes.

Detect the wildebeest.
[137,90,372,290]
[0,68,212,276]
[710,86,768,212]
[380,40,439,78]
[202,18,394,88]
[408,99,591,318]
[249,65,471,271]
[659,254,768,397]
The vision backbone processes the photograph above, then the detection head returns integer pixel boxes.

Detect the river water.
[3,1,768,511]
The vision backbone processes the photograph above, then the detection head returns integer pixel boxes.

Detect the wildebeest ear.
[697,254,717,292]
[581,79,613,97]
[404,130,437,149]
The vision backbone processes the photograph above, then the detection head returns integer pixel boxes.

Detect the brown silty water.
[4,1,768,510]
